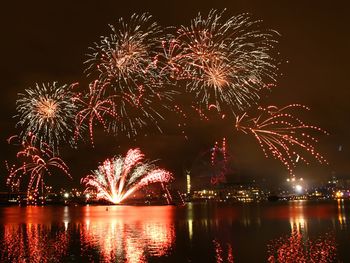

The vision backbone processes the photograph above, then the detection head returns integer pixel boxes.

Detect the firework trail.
[74,80,117,147]
[110,83,176,138]
[81,148,172,204]
[15,82,78,151]
[6,133,71,201]
[235,104,328,175]
[85,13,164,91]
[210,138,228,185]
[161,9,278,114]
[74,80,176,142]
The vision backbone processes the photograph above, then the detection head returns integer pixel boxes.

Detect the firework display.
[81,148,173,204]
[16,82,78,151]
[6,133,71,203]
[0,6,342,263]
[161,10,278,113]
[5,10,328,201]
[235,104,328,175]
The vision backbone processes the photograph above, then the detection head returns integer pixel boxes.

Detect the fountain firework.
[81,148,173,204]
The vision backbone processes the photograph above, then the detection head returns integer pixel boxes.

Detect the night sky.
[0,0,349,191]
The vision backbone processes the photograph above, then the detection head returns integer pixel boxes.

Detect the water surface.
[0,200,348,262]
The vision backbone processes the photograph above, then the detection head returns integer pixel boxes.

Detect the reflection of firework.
[267,230,337,262]
[6,133,71,201]
[162,10,278,113]
[16,82,78,150]
[74,80,117,146]
[80,206,175,262]
[0,224,69,263]
[236,104,328,175]
[81,148,172,204]
[85,13,163,88]
[213,239,234,263]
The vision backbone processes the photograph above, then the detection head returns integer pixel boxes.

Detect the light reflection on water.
[0,201,349,262]
[1,224,69,262]
[267,228,336,263]
[79,206,175,262]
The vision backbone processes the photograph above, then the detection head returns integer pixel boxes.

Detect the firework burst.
[6,133,71,201]
[16,82,78,151]
[85,13,164,90]
[74,80,118,146]
[81,148,173,204]
[235,104,328,175]
[162,10,278,113]
[83,12,178,138]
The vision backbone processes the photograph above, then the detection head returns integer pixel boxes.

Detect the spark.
[235,104,328,175]
[85,13,164,90]
[81,148,173,204]
[15,82,78,151]
[161,10,279,113]
[84,13,176,138]
[74,80,117,147]
[6,133,71,202]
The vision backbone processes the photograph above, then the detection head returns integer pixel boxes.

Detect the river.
[0,200,348,262]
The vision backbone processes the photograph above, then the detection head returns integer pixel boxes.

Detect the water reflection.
[213,239,234,263]
[0,205,175,263]
[0,224,69,262]
[267,230,336,262]
[264,202,340,262]
[337,199,347,229]
[0,202,349,262]
[79,209,175,262]
[79,206,175,262]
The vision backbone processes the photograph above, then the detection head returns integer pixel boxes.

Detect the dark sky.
[0,0,349,191]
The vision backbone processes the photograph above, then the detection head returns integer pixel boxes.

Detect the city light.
[295,185,303,193]
[186,171,191,194]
